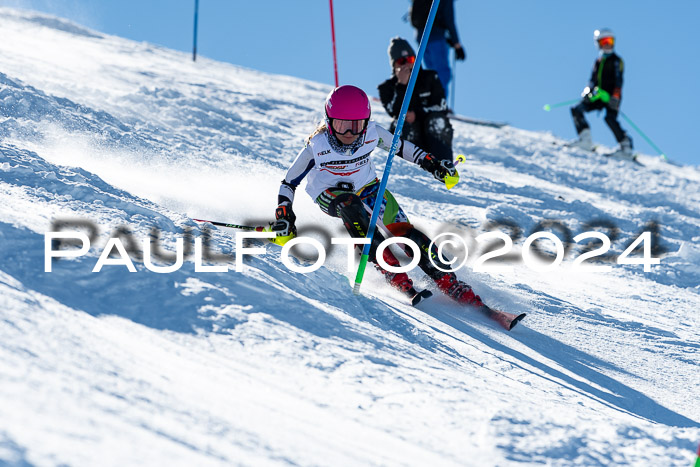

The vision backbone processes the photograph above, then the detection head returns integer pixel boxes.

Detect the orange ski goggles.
[394,55,416,66]
[597,36,615,48]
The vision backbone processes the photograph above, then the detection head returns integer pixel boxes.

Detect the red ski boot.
[375,248,416,294]
[435,273,484,307]
[374,248,432,305]
[434,273,525,330]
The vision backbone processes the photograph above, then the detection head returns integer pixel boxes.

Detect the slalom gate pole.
[193,219,263,231]
[620,112,668,161]
[192,0,199,62]
[542,98,580,111]
[329,0,339,87]
[352,0,441,295]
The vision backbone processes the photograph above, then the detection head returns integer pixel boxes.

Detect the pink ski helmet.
[325,85,371,137]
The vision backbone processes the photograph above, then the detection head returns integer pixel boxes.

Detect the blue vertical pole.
[192,0,199,62]
[353,0,441,295]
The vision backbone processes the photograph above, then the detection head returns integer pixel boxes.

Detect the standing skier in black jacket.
[378,37,454,163]
[569,28,634,159]
[409,0,465,99]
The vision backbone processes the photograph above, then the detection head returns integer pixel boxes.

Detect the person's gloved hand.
[395,62,412,85]
[420,154,457,182]
[608,89,621,111]
[271,201,296,237]
[608,95,620,111]
[587,87,610,104]
[454,43,466,61]
[581,86,592,98]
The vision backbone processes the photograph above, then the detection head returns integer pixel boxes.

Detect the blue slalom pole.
[353,0,441,295]
[192,0,199,62]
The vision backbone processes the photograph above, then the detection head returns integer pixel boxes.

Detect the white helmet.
[594,28,615,51]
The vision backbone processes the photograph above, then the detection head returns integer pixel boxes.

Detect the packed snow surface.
[0,8,698,466]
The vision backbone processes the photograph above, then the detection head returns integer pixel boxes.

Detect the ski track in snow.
[0,7,699,466]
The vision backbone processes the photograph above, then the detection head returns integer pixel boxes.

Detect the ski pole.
[542,98,580,111]
[353,0,441,296]
[620,112,668,161]
[442,154,467,189]
[193,219,264,231]
[194,219,296,246]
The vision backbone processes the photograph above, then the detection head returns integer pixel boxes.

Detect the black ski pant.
[391,112,454,162]
[318,190,386,263]
[317,189,451,280]
[571,99,628,143]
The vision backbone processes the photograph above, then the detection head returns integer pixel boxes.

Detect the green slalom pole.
[543,98,580,112]
[352,0,441,296]
[620,112,669,161]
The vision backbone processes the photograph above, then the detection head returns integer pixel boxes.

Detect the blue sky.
[3,0,698,165]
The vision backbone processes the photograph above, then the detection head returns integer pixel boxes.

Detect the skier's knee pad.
[318,190,356,218]
[386,222,413,237]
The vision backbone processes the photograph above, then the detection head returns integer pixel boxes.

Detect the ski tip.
[411,289,433,307]
[508,313,527,331]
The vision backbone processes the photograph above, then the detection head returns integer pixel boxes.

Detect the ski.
[369,96,507,129]
[448,112,508,129]
[604,152,644,166]
[411,289,433,307]
[555,142,644,166]
[476,305,526,330]
[553,140,598,152]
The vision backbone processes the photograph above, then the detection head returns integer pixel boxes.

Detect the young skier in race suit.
[271,85,483,307]
[378,37,454,163]
[569,28,634,159]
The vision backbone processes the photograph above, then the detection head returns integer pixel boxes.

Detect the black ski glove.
[420,154,457,182]
[454,44,466,61]
[608,95,620,111]
[271,201,296,237]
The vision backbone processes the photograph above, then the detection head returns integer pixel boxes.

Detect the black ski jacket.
[378,68,448,120]
[588,52,624,97]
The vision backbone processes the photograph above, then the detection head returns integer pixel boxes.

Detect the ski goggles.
[329,118,368,136]
[394,55,416,66]
[597,36,615,48]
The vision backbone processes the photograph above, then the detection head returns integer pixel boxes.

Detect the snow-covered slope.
[1,8,698,466]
